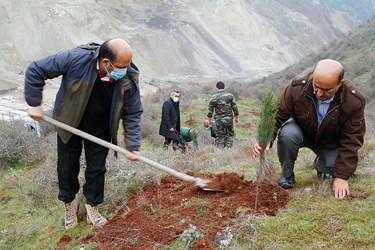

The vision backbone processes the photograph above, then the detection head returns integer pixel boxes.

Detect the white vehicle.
[23,115,41,137]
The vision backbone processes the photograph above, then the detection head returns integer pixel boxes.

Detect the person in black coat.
[159,91,181,150]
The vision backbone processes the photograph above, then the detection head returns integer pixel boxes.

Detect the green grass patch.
[1,84,374,249]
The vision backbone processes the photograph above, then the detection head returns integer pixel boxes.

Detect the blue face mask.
[109,67,127,80]
[105,61,127,80]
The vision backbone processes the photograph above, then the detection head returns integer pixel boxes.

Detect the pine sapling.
[256,89,280,181]
[254,89,280,212]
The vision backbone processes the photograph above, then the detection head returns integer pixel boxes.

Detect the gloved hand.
[28,106,44,121]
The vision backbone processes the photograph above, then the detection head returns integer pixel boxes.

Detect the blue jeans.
[277,119,339,179]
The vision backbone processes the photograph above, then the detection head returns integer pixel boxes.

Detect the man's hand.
[126,151,140,161]
[207,117,212,126]
[252,142,270,158]
[169,128,175,132]
[333,177,349,199]
[235,116,239,124]
[203,120,211,128]
[28,106,44,121]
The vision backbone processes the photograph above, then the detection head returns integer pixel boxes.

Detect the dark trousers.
[163,137,178,150]
[277,119,339,178]
[57,126,110,205]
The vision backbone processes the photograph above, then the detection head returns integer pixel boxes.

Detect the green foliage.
[0,84,374,249]
[247,17,375,123]
[256,90,280,150]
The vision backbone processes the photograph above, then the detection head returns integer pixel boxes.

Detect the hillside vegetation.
[246,16,375,129]
[0,83,374,249]
[0,8,374,250]
[307,0,375,22]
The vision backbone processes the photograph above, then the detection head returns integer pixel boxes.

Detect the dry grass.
[0,81,374,249]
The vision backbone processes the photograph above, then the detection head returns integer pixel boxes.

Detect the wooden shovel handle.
[42,116,198,183]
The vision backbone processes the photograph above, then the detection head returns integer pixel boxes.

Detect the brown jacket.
[275,73,366,180]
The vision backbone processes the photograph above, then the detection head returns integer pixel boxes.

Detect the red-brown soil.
[57,235,71,249]
[185,119,198,127]
[241,123,257,129]
[75,172,289,249]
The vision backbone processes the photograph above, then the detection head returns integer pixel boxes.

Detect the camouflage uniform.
[207,91,239,147]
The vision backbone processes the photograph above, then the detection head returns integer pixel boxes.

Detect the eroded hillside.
[0,0,360,87]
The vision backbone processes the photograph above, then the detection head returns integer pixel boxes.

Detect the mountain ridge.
[0,0,361,88]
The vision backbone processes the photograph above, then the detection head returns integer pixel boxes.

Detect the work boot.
[64,202,78,231]
[179,145,186,154]
[313,157,333,180]
[278,173,296,189]
[85,204,107,227]
[317,172,333,180]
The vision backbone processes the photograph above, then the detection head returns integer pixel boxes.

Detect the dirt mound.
[79,172,289,249]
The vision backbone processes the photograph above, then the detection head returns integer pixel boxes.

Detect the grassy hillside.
[1,15,375,250]
[0,82,374,249]
[246,16,375,107]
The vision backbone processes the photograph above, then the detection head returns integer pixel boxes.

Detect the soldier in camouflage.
[207,81,239,148]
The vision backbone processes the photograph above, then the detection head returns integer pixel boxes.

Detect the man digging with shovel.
[24,38,143,231]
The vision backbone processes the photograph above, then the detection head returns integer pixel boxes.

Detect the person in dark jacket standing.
[159,91,181,150]
[253,59,366,199]
[24,38,143,231]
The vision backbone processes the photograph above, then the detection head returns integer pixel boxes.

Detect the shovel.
[42,116,220,191]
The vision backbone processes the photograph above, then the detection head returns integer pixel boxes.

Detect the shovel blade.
[195,178,223,192]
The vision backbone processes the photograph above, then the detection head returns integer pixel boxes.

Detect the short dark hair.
[338,67,345,83]
[216,81,225,89]
[98,39,116,61]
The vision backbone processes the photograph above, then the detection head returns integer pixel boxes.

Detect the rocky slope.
[0,0,360,89]
[307,0,375,22]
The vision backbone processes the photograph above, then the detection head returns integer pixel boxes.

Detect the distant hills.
[0,0,362,89]
[307,0,375,22]
[249,17,375,107]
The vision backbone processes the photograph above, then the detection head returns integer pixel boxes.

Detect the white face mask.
[172,97,179,103]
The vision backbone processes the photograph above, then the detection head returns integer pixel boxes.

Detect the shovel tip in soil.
[195,178,223,192]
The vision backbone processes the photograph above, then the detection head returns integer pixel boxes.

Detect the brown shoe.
[85,204,108,227]
[64,202,78,231]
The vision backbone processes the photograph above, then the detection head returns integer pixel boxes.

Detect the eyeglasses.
[108,60,127,69]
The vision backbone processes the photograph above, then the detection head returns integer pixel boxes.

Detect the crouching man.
[253,59,366,199]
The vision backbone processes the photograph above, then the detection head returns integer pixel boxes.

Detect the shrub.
[141,94,164,146]
[226,84,243,100]
[0,120,45,165]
